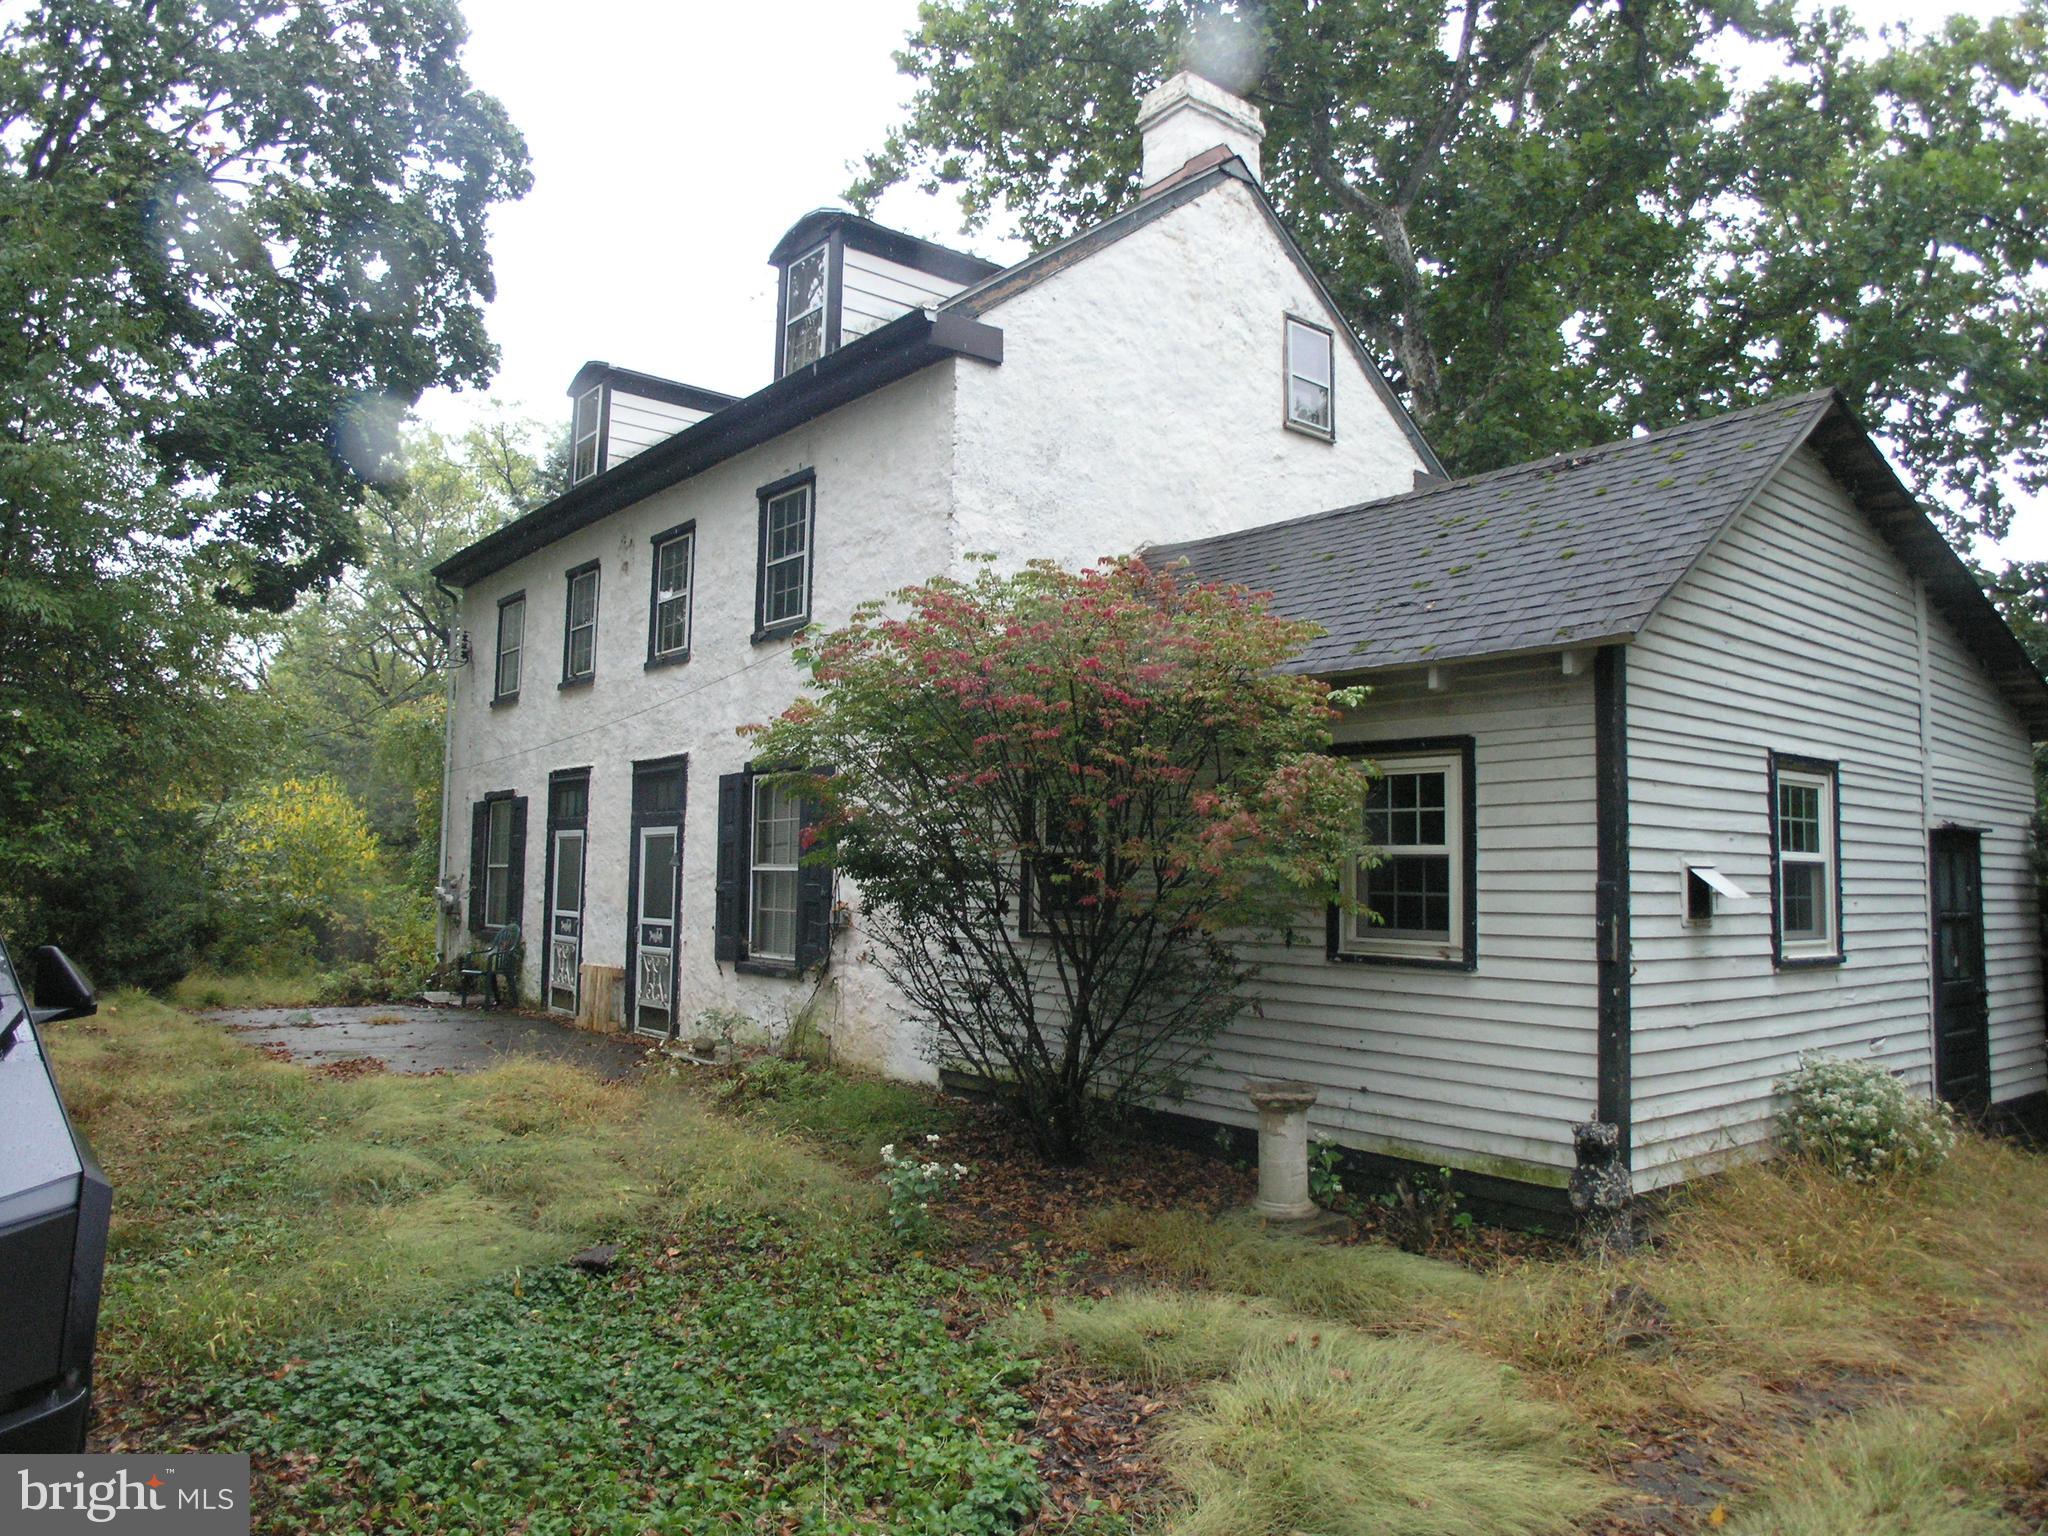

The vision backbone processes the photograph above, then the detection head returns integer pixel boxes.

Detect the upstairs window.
[782,244,828,373]
[755,472,815,639]
[1771,754,1841,965]
[1333,743,1474,967]
[562,561,599,683]
[493,592,524,701]
[571,385,603,483]
[648,524,694,664]
[1285,316,1334,437]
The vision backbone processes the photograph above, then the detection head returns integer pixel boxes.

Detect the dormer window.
[571,385,603,483]
[782,244,829,374]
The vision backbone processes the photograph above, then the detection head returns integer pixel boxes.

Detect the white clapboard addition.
[1626,446,2046,1189]
[1188,656,1600,1191]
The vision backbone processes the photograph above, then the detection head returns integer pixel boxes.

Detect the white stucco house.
[434,72,2048,1215]
[432,73,1440,1078]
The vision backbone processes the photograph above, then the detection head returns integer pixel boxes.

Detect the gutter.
[435,308,1005,589]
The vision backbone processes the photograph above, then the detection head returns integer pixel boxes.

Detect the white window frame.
[1774,764,1837,958]
[748,775,802,963]
[493,592,523,700]
[651,528,693,660]
[1285,315,1335,437]
[571,385,603,483]
[483,798,515,929]
[759,484,812,631]
[1339,749,1465,963]
[563,564,599,682]
[782,243,829,374]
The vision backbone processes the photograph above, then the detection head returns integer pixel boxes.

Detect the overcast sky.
[425,0,2042,559]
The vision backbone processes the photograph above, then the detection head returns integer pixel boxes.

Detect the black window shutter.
[468,801,490,934]
[506,797,529,935]
[714,772,745,960]
[795,792,833,971]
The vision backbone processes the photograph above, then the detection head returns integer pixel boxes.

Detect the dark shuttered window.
[714,766,832,973]
[468,793,527,935]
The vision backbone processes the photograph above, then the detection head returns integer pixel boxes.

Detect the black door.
[1931,828,1990,1115]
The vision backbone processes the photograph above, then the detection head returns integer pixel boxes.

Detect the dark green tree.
[1,1,528,981]
[855,0,2048,541]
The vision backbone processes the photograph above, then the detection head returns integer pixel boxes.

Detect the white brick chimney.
[1137,71,1264,189]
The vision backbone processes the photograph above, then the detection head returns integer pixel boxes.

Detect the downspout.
[434,577,463,965]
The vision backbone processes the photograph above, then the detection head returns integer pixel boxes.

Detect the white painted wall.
[1187,657,1600,1190]
[1626,447,2045,1189]
[840,247,968,342]
[605,388,714,470]
[444,368,960,1080]
[950,176,1427,570]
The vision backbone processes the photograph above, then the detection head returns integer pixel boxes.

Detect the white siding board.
[1179,655,1599,1184]
[604,389,712,469]
[839,248,966,341]
[1628,446,2044,1190]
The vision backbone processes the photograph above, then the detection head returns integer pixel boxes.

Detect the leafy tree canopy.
[746,557,1375,1159]
[855,0,2048,542]
[1,0,531,608]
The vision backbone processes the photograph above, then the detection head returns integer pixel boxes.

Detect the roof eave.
[434,309,1004,588]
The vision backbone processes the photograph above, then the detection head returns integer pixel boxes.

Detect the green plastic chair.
[457,922,522,1009]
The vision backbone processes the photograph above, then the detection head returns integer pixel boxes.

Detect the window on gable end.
[1285,316,1335,437]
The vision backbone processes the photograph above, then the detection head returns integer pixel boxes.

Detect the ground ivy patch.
[221,1226,1042,1535]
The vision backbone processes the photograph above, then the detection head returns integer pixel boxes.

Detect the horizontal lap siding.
[1178,656,1600,1185]
[840,249,967,341]
[605,391,712,468]
[1927,618,2046,1097]
[1628,447,2042,1189]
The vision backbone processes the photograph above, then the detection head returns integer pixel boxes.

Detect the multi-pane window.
[1340,750,1466,962]
[651,529,693,660]
[1773,758,1838,958]
[571,386,602,483]
[749,776,802,962]
[483,799,515,929]
[563,564,599,682]
[783,245,828,373]
[494,593,524,700]
[760,483,812,630]
[1285,317,1334,435]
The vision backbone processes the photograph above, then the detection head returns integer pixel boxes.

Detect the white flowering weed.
[1775,1053,1958,1182]
[879,1135,971,1238]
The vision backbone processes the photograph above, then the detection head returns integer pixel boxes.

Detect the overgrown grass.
[1725,1323,2048,1534]
[715,1051,959,1162]
[1079,1206,1484,1327]
[1012,1292,1610,1536]
[47,993,873,1378]
[167,969,324,1010]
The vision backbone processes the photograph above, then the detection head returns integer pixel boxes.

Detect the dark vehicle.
[0,938,109,1452]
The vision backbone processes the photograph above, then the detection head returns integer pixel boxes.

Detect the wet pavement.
[209,1004,648,1081]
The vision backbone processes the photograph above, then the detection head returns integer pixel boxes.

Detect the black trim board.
[1324,736,1477,971]
[769,208,1002,286]
[1594,646,1632,1163]
[1766,751,1846,970]
[569,361,739,416]
[436,309,1003,588]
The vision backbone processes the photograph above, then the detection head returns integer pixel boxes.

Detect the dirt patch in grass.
[306,1054,385,1079]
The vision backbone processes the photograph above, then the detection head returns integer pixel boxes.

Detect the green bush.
[1775,1054,1957,1182]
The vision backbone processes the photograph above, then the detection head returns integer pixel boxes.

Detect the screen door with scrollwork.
[543,770,590,1016]
[628,757,686,1038]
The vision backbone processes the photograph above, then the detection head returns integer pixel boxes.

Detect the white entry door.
[548,828,584,1014]
[634,826,679,1036]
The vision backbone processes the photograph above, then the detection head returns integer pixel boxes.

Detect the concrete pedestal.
[1246,1079,1320,1221]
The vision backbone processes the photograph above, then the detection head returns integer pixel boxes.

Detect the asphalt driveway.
[210,1004,647,1080]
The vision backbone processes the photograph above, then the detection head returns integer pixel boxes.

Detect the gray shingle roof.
[1150,390,1841,676]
